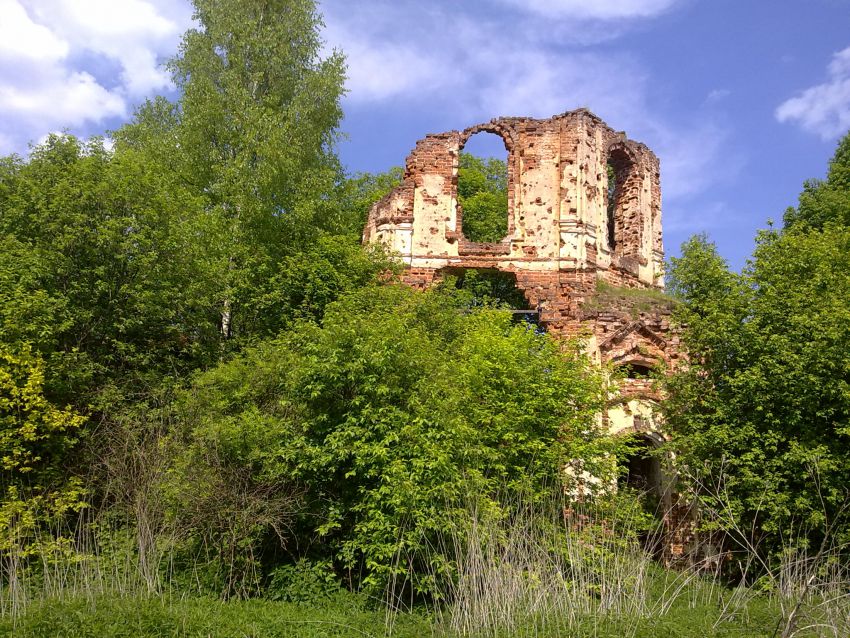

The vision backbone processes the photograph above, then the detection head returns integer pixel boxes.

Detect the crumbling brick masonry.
[363,109,693,561]
[363,108,674,374]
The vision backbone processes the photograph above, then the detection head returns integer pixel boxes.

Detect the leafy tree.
[238,236,400,336]
[173,285,608,595]
[0,135,221,407]
[168,0,345,228]
[666,227,850,562]
[457,153,509,243]
[325,167,404,237]
[136,0,347,341]
[669,133,850,563]
[0,346,84,483]
[0,1,386,510]
[0,0,381,399]
[0,345,89,578]
[0,0,407,601]
[784,131,850,229]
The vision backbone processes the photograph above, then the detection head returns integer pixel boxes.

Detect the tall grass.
[679,463,850,638]
[0,503,171,619]
[3,475,850,638]
[419,489,697,636]
[388,483,850,638]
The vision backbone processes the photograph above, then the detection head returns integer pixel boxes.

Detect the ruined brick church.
[363,109,688,557]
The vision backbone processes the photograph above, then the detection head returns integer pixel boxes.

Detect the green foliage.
[0,134,222,405]
[242,235,401,336]
[0,594,432,637]
[784,131,850,229]
[457,152,508,243]
[173,285,607,594]
[167,0,345,234]
[665,228,850,560]
[326,166,404,236]
[267,559,340,603]
[0,346,84,481]
[0,0,385,492]
[439,268,530,309]
[116,0,348,344]
[0,0,390,606]
[0,132,393,382]
[0,479,89,604]
[0,582,783,637]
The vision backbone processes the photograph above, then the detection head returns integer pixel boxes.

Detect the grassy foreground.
[0,594,428,638]
[0,591,781,638]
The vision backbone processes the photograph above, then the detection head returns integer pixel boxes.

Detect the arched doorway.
[618,432,669,555]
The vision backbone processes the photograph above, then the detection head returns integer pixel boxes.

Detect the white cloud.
[0,70,125,123]
[0,0,193,155]
[828,46,850,77]
[469,49,647,123]
[496,0,682,20]
[321,2,458,103]
[705,88,730,103]
[776,46,850,140]
[647,120,743,202]
[323,1,648,120]
[28,0,182,96]
[0,0,724,230]
[0,0,68,61]
[324,20,446,102]
[323,0,729,213]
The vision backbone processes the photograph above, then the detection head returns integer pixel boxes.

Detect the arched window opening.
[457,132,509,243]
[606,147,634,253]
[606,162,617,251]
[619,438,661,494]
[620,363,654,379]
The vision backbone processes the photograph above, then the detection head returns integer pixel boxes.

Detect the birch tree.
[135,0,346,342]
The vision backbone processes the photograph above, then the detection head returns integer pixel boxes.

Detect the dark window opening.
[606,148,634,253]
[620,363,654,379]
[441,268,542,331]
[507,308,542,331]
[446,268,528,309]
[620,442,660,494]
[457,132,509,243]
[606,162,617,251]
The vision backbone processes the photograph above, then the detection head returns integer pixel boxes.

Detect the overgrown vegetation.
[440,268,531,310]
[2,0,850,635]
[582,280,678,317]
[664,134,850,581]
[6,490,848,637]
[457,153,509,243]
[171,285,609,597]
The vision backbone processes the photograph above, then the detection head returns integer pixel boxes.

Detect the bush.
[169,284,610,596]
[267,559,340,603]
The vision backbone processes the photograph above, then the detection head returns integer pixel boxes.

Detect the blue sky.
[1,0,849,269]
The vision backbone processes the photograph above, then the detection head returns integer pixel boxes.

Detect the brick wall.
[364,108,694,564]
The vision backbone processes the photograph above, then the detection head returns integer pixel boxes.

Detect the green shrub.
[267,559,340,603]
[169,284,610,596]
